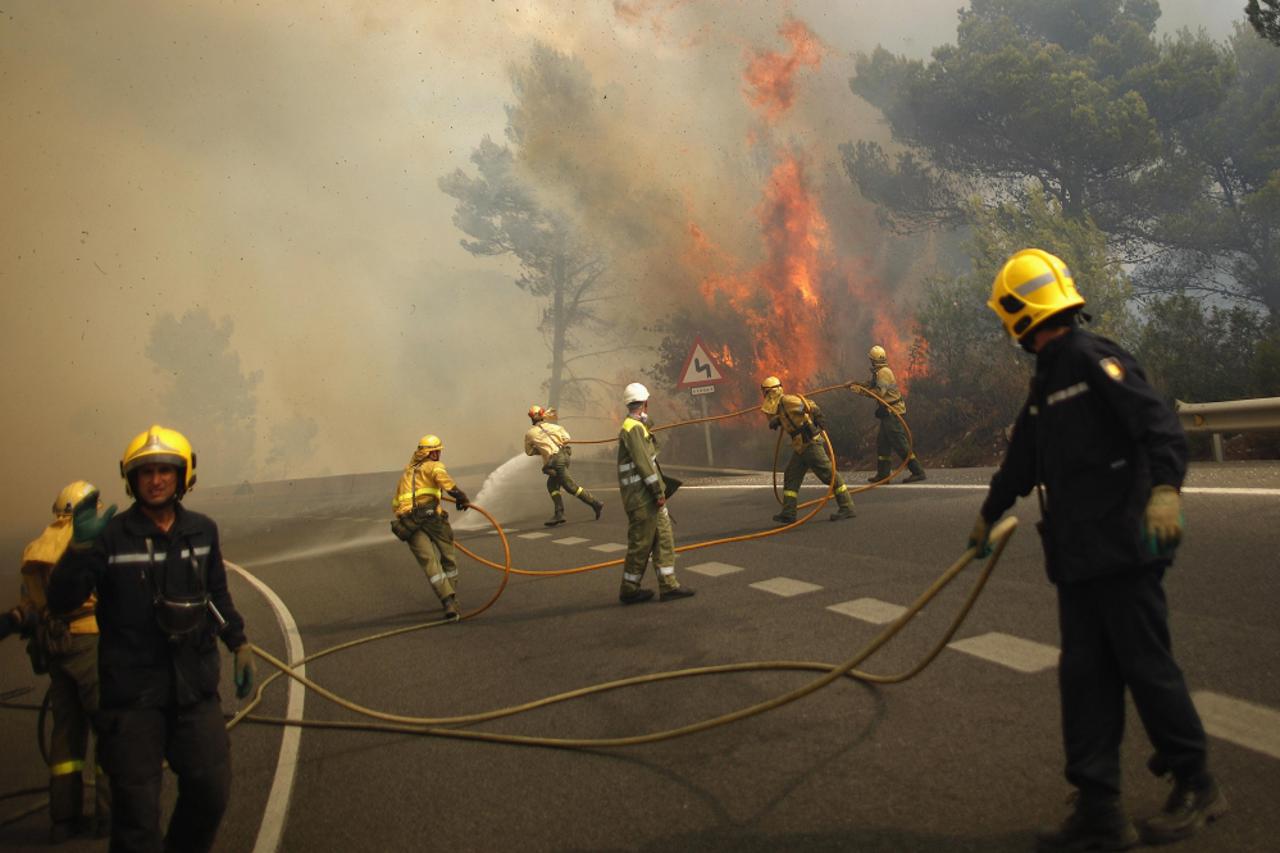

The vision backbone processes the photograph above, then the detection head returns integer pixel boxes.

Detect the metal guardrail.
[1175,397,1280,461]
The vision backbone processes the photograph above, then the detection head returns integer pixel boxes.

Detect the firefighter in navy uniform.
[968,249,1223,850]
[0,481,111,842]
[851,345,926,484]
[760,376,855,523]
[524,405,604,527]
[616,383,693,604]
[391,434,470,622]
[48,426,255,853]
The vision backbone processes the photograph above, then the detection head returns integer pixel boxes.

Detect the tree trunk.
[548,252,567,409]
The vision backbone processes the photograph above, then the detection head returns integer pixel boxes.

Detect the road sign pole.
[700,394,714,467]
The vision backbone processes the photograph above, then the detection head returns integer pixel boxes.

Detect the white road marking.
[678,484,1280,496]
[750,577,823,597]
[828,598,907,624]
[553,536,590,546]
[1193,691,1280,761]
[1182,487,1280,496]
[518,532,552,539]
[226,561,305,853]
[684,561,746,577]
[590,542,628,553]
[948,631,1060,674]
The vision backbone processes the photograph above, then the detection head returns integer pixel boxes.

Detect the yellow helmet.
[760,375,783,414]
[989,248,1085,341]
[53,480,99,517]
[120,425,196,497]
[528,405,545,421]
[868,345,887,365]
[418,434,443,453]
[760,376,783,392]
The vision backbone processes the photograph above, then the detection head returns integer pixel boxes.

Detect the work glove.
[233,644,256,699]
[71,493,116,549]
[0,609,20,642]
[847,382,870,396]
[968,514,993,559]
[1143,485,1183,556]
[450,489,471,511]
[768,417,781,431]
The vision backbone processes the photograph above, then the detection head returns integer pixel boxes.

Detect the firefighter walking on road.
[616,383,694,604]
[392,434,471,622]
[850,345,926,484]
[968,248,1223,850]
[0,481,111,843]
[760,375,855,523]
[48,425,255,853]
[524,405,604,527]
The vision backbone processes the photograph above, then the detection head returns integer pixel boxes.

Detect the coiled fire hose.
[232,518,1017,747]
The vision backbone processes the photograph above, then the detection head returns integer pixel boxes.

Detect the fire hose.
[2,384,1008,831]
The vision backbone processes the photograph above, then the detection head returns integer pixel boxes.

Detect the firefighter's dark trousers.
[544,450,598,507]
[1056,567,1209,797]
[97,698,231,853]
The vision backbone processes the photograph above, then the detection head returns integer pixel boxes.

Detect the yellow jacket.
[393,450,458,517]
[871,365,907,415]
[17,518,97,634]
[524,422,570,463]
[771,393,826,453]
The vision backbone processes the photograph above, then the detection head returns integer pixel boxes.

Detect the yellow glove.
[1143,485,1183,555]
[968,515,992,558]
[233,644,257,699]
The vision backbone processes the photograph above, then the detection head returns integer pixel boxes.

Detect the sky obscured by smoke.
[0,0,1245,539]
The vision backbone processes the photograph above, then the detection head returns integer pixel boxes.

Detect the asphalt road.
[2,460,1278,852]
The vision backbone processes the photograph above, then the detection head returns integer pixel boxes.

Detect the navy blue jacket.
[980,329,1187,584]
[49,502,247,709]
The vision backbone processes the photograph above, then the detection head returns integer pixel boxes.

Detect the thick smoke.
[0,0,1244,547]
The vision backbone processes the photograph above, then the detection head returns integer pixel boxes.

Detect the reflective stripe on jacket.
[394,451,457,516]
[617,416,664,512]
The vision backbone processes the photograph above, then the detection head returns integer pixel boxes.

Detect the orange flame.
[742,18,825,124]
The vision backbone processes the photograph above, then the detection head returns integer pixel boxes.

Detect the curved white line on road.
[227,561,305,853]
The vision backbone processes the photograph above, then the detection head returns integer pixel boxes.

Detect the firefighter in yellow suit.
[760,375,856,523]
[524,405,604,527]
[852,345,926,483]
[391,435,470,622]
[616,383,694,604]
[0,481,111,842]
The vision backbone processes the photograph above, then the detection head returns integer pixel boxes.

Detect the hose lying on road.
[233,517,1017,749]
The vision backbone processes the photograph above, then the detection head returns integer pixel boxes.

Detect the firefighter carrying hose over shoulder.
[524,405,605,527]
[0,481,111,842]
[760,375,855,523]
[391,434,470,622]
[849,345,927,483]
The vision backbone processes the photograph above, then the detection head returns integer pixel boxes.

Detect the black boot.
[1140,775,1227,845]
[441,595,461,622]
[619,588,655,605]
[904,458,927,483]
[1035,792,1138,851]
[544,495,566,527]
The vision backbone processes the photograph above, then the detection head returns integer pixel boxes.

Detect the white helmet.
[623,382,650,405]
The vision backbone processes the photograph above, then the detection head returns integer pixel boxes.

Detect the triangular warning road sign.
[677,337,726,388]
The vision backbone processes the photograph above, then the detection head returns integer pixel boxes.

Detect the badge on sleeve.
[1100,357,1125,382]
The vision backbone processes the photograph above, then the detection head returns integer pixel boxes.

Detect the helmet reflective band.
[760,376,782,392]
[989,248,1085,341]
[120,425,196,497]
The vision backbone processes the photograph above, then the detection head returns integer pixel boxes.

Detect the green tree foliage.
[1135,294,1279,402]
[438,44,613,411]
[1247,0,1280,46]
[145,308,261,485]
[843,0,1280,313]
[906,190,1130,463]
